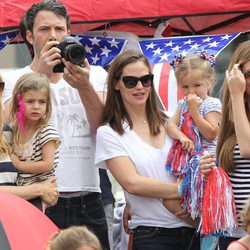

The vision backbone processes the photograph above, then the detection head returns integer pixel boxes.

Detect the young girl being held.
[9,72,61,211]
[164,53,221,219]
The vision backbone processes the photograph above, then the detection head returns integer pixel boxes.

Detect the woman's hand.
[163,199,198,227]
[123,202,133,234]
[199,152,216,175]
[35,177,58,206]
[175,210,199,227]
[226,64,246,97]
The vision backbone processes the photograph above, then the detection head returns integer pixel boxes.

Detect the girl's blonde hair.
[47,226,102,250]
[0,74,10,159]
[175,54,216,95]
[10,72,52,142]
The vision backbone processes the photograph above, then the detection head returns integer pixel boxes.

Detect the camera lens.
[66,44,86,64]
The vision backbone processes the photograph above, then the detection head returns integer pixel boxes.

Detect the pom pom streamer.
[165,140,190,177]
[181,151,204,219]
[200,167,237,236]
[166,110,201,177]
[16,94,26,134]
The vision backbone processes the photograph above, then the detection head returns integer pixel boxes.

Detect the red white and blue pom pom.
[200,166,237,236]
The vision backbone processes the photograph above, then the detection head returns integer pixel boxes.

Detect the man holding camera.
[3,1,110,249]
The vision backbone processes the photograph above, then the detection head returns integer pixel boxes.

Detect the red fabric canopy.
[0,0,249,35]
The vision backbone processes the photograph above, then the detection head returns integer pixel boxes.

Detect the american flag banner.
[139,33,240,64]
[139,33,240,113]
[72,35,127,67]
[0,29,19,51]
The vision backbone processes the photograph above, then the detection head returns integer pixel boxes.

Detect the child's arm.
[187,95,220,141]
[163,199,198,227]
[11,140,57,174]
[166,108,195,152]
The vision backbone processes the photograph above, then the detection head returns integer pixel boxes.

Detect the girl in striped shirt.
[200,41,250,249]
[9,72,61,211]
[216,40,250,250]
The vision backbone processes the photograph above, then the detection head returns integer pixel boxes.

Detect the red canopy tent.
[0,0,249,36]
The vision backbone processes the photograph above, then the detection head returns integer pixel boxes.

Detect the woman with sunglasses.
[0,74,58,208]
[95,50,200,250]
[199,40,250,250]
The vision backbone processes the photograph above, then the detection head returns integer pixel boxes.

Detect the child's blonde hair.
[47,226,102,250]
[10,72,52,142]
[0,74,10,159]
[175,54,216,95]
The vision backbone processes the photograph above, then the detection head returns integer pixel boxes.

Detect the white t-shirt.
[95,123,191,229]
[2,65,107,192]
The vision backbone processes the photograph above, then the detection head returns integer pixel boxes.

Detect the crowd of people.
[0,0,250,250]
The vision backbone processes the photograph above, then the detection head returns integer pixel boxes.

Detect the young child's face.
[178,69,211,100]
[22,87,48,124]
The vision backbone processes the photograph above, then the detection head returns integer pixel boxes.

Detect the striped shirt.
[0,156,17,186]
[0,125,17,186]
[14,124,61,186]
[228,144,250,227]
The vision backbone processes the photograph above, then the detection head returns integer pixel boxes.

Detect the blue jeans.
[29,197,42,211]
[132,226,200,250]
[45,192,110,250]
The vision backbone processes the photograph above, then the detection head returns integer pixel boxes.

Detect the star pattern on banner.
[0,30,19,51]
[139,33,240,64]
[72,35,127,67]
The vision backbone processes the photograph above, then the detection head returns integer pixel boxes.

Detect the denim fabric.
[132,226,200,250]
[219,236,239,250]
[45,192,110,250]
[29,197,42,211]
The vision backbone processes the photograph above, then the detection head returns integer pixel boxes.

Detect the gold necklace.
[133,119,147,124]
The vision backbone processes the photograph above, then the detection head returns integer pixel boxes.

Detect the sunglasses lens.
[244,71,250,78]
[122,76,138,89]
[141,74,153,87]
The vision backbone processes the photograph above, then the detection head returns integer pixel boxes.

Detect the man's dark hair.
[19,0,70,58]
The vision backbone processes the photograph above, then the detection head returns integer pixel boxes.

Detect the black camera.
[53,36,86,73]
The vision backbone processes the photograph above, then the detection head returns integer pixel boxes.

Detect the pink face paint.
[16,94,26,133]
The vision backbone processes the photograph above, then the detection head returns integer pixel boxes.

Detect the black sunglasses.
[120,74,154,89]
[244,71,250,78]
[0,82,4,91]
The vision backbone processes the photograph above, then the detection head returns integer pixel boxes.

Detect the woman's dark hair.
[103,49,167,135]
